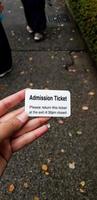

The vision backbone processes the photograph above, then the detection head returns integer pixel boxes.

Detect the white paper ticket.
[25,89,71,117]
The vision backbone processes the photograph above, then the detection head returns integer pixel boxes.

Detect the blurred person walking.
[21,0,46,41]
[0,2,12,77]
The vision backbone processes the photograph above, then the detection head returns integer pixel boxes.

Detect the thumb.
[0,111,28,143]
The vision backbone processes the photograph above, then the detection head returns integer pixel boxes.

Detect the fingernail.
[47,123,51,129]
[17,111,28,123]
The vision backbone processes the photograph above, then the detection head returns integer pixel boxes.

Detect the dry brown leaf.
[42,164,48,172]
[7,184,15,193]
[33,196,40,200]
[45,172,49,176]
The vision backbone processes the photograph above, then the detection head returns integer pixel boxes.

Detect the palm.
[0,90,49,176]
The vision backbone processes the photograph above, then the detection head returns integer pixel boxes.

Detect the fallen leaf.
[20,71,25,75]
[61,149,65,153]
[7,184,15,193]
[11,30,15,36]
[58,119,64,125]
[51,55,54,59]
[88,91,95,96]
[41,192,46,198]
[18,38,21,41]
[83,79,88,84]
[68,161,75,169]
[63,64,66,68]
[42,164,48,172]
[82,106,88,111]
[76,130,82,135]
[20,6,23,9]
[68,68,76,72]
[61,57,65,61]
[80,181,85,187]
[80,188,85,193]
[47,158,51,163]
[54,17,57,20]
[45,172,49,176]
[60,24,64,27]
[23,182,29,189]
[70,38,74,41]
[85,69,90,72]
[68,132,72,137]
[46,80,49,84]
[29,57,33,61]
[33,196,40,200]
[29,82,34,87]
[73,55,78,59]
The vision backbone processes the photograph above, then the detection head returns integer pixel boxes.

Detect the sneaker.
[0,68,12,78]
[26,25,33,34]
[34,33,44,41]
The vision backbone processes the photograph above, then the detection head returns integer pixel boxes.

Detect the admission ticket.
[25,89,71,117]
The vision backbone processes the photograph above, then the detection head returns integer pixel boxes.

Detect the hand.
[0,89,50,176]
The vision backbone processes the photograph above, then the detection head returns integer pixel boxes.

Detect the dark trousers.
[21,0,46,33]
[0,22,12,73]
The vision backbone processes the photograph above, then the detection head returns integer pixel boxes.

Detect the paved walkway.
[0,0,97,199]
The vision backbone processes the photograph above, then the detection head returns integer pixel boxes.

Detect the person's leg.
[21,0,46,33]
[0,22,12,77]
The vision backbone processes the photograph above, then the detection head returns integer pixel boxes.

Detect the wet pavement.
[0,0,97,199]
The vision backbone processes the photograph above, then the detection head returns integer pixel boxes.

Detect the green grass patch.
[68,0,97,64]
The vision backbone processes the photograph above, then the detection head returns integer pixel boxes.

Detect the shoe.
[0,68,12,78]
[34,33,44,41]
[26,25,33,34]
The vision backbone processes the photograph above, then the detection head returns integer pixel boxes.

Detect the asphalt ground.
[0,0,97,199]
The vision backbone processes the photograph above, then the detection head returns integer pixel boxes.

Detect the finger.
[0,89,25,117]
[0,107,24,122]
[13,117,51,138]
[0,111,28,143]
[11,123,50,152]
